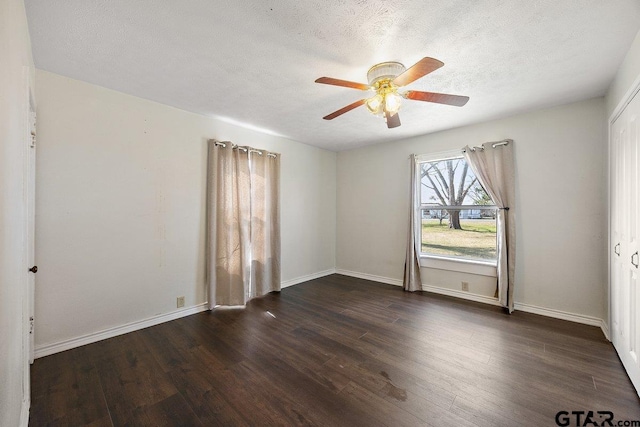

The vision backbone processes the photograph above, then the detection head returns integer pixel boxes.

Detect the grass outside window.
[421,217,497,261]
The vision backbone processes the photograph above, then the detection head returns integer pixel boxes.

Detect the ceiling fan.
[315,57,469,129]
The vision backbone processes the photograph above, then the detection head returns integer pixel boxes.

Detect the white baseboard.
[281,268,336,288]
[34,303,209,359]
[421,284,502,307]
[335,269,403,287]
[19,398,29,427]
[600,320,611,341]
[335,269,609,334]
[513,301,603,328]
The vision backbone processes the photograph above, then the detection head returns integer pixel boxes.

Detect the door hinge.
[29,316,34,334]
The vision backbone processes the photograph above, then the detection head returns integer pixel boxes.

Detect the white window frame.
[417,149,497,277]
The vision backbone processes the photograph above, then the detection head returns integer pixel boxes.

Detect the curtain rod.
[214,141,278,158]
[489,138,512,148]
[410,139,512,159]
[462,138,512,153]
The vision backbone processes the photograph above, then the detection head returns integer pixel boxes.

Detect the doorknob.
[28,266,37,273]
[633,252,639,269]
[615,243,621,256]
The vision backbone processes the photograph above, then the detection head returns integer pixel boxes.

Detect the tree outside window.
[419,157,497,262]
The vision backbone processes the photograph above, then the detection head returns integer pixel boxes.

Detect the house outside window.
[418,152,497,264]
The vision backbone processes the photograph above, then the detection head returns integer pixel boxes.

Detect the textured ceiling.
[26,0,640,151]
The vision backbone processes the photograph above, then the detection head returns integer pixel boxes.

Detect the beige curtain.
[463,141,516,312]
[206,140,280,308]
[249,149,281,298]
[403,154,423,291]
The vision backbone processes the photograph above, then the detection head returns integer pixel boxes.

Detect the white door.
[611,90,640,393]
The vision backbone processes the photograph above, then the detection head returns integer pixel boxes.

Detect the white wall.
[337,97,607,319]
[34,70,336,349]
[0,0,34,425]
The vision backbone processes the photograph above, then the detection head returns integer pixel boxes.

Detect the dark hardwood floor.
[30,274,640,426]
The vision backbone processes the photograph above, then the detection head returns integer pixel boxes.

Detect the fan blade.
[315,77,370,91]
[385,111,401,128]
[405,90,469,107]
[323,99,366,120]
[393,57,444,87]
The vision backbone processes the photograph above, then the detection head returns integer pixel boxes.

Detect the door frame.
[20,65,36,425]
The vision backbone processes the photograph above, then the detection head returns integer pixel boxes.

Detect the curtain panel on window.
[206,140,280,308]
[403,154,423,291]
[249,147,281,298]
[463,141,516,312]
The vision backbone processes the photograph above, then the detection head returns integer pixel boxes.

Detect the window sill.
[420,255,497,277]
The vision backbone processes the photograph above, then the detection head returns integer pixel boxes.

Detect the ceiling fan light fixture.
[316,56,469,127]
[384,91,402,116]
[366,94,383,115]
[366,88,402,117]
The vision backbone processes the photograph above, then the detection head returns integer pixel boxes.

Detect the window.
[419,153,497,264]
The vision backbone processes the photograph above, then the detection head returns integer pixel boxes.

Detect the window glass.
[419,157,497,262]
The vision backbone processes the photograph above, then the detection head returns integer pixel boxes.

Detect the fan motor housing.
[367,62,406,86]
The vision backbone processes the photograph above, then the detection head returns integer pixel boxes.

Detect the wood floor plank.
[29,347,111,426]
[94,343,178,425]
[138,321,198,373]
[229,361,320,426]
[30,274,640,427]
[338,381,430,427]
[129,393,204,426]
[166,365,248,426]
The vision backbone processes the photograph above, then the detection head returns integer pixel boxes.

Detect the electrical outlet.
[461,282,469,292]
[176,296,185,308]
